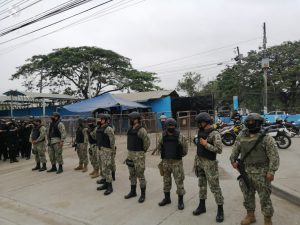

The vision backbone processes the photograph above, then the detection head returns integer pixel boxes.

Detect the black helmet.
[244,113,264,133]
[52,112,60,118]
[165,118,177,127]
[195,112,211,124]
[97,113,110,120]
[244,113,264,124]
[128,112,141,120]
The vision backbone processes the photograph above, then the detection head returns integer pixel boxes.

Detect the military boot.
[39,163,47,172]
[178,195,184,210]
[138,187,146,203]
[82,164,88,173]
[90,170,99,179]
[264,216,272,225]
[104,183,113,195]
[97,182,108,191]
[89,169,95,176]
[74,164,83,170]
[47,164,57,172]
[158,192,171,206]
[32,163,41,171]
[241,210,256,225]
[193,199,206,215]
[96,178,106,185]
[112,171,116,181]
[216,205,224,222]
[124,185,137,199]
[56,164,63,174]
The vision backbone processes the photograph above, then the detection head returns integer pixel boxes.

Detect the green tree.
[11,46,161,98]
[176,72,203,96]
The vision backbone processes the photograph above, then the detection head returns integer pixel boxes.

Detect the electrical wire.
[0,0,30,16]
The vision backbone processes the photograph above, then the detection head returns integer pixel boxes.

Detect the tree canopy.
[11,46,161,98]
[176,72,203,96]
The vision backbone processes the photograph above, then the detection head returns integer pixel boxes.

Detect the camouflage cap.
[165,118,177,127]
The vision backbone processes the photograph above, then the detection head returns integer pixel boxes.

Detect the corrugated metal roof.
[113,90,178,102]
[21,92,78,100]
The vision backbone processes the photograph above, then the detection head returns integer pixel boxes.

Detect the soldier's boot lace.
[240,210,256,225]
[96,178,106,185]
[74,164,83,170]
[264,216,272,225]
[112,171,116,181]
[47,164,57,172]
[193,199,206,215]
[158,192,171,206]
[178,195,184,210]
[32,163,41,171]
[56,164,63,174]
[39,163,47,172]
[124,185,137,199]
[97,182,108,191]
[104,183,113,195]
[138,187,146,203]
[82,164,88,173]
[216,205,224,223]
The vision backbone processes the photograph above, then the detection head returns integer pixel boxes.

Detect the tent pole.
[10,95,13,118]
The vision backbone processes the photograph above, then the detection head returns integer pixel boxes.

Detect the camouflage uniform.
[30,125,47,164]
[89,126,100,173]
[75,127,89,165]
[48,121,66,165]
[230,130,280,217]
[158,132,188,195]
[194,130,224,205]
[127,126,150,188]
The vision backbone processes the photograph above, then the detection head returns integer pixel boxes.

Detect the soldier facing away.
[74,118,89,173]
[193,112,224,223]
[230,113,279,225]
[157,118,188,210]
[30,118,47,171]
[124,112,150,203]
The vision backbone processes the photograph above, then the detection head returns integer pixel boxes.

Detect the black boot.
[158,192,171,206]
[124,185,137,199]
[47,164,57,172]
[178,195,184,210]
[216,205,224,223]
[104,183,113,195]
[193,199,206,215]
[112,171,116,181]
[32,163,41,171]
[96,178,106,185]
[97,182,108,191]
[138,187,146,203]
[56,164,63,174]
[39,163,47,172]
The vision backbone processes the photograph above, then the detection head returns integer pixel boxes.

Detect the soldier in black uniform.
[0,120,8,161]
[7,121,19,163]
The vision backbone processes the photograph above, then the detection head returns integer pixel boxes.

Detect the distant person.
[159,113,167,131]
[74,118,89,173]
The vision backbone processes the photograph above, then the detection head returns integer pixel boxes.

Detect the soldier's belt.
[245,162,267,167]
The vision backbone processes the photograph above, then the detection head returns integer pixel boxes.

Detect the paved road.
[0,134,299,225]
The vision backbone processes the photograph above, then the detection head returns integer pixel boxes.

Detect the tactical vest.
[197,128,216,160]
[88,126,97,144]
[240,133,269,165]
[76,127,84,144]
[127,126,144,151]
[161,131,183,160]
[49,121,61,138]
[32,126,42,141]
[96,125,111,148]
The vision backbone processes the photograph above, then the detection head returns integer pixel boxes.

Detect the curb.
[272,183,300,207]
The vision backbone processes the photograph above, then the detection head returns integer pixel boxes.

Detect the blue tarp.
[63,93,148,113]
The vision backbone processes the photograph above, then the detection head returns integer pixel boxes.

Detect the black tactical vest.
[32,126,42,141]
[96,125,111,148]
[49,121,61,138]
[197,128,216,160]
[161,131,183,160]
[88,126,97,144]
[76,127,84,144]
[127,126,144,151]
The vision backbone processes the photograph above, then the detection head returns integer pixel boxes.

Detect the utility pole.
[234,46,242,111]
[87,63,91,99]
[262,22,269,114]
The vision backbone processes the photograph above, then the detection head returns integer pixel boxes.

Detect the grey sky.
[0,0,300,94]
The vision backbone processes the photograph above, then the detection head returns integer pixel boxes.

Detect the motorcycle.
[263,126,292,149]
[220,123,243,146]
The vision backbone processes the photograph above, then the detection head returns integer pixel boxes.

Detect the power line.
[0,0,114,45]
[0,0,31,16]
[0,0,16,10]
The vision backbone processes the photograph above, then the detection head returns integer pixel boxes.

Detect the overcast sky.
[0,0,300,95]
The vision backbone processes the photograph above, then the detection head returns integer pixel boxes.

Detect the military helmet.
[97,113,110,120]
[276,117,283,123]
[244,113,264,124]
[195,112,211,123]
[128,112,141,120]
[86,117,96,124]
[34,117,42,123]
[165,118,177,127]
[52,112,60,117]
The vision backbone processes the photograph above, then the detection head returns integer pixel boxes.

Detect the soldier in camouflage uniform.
[157,118,188,210]
[30,118,47,172]
[74,118,89,173]
[230,113,279,225]
[193,112,224,223]
[47,112,66,174]
[124,112,150,203]
[86,118,100,179]
[95,114,115,195]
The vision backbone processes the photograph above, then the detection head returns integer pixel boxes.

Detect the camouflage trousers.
[162,159,185,195]
[127,151,147,188]
[32,142,47,164]
[112,147,116,172]
[99,147,113,183]
[89,144,99,171]
[239,168,274,217]
[194,155,224,205]
[48,142,63,165]
[76,143,88,165]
